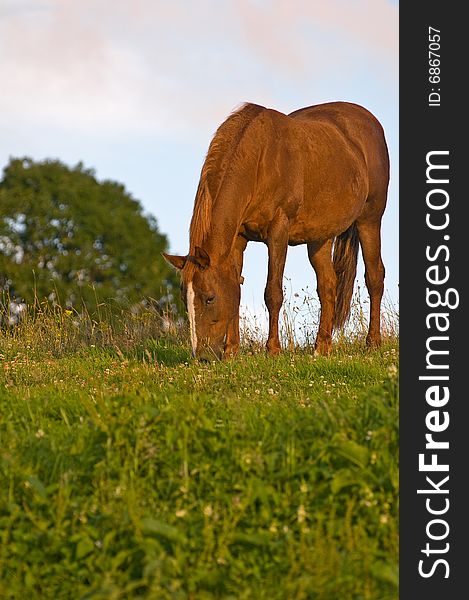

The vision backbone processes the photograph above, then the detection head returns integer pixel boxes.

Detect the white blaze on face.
[187,281,197,355]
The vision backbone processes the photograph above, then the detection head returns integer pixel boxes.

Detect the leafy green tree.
[0,158,178,312]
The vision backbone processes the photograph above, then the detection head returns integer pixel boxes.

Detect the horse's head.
[164,247,241,360]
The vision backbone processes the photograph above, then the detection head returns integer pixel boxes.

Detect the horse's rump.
[289,101,390,203]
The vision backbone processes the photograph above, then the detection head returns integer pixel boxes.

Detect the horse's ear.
[163,253,187,270]
[193,246,210,270]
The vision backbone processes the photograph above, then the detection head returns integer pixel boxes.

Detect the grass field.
[0,305,398,599]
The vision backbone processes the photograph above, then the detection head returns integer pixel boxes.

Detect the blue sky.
[0,0,398,323]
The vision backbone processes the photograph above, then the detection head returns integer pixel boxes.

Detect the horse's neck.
[203,186,248,262]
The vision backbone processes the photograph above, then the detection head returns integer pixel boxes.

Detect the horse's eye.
[205,296,215,305]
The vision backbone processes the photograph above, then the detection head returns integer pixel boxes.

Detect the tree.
[0,157,178,312]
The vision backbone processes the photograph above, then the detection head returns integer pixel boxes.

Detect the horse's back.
[288,102,386,154]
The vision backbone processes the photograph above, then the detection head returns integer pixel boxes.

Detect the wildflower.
[35,429,45,439]
[242,452,252,465]
[175,509,187,518]
[297,504,307,524]
[203,505,213,517]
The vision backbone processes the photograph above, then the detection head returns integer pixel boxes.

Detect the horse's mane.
[189,102,264,251]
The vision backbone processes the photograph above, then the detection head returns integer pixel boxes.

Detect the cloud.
[0,0,398,137]
[234,0,397,75]
[0,1,166,132]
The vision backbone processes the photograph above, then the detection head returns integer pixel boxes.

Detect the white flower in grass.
[297,504,307,524]
[380,514,389,524]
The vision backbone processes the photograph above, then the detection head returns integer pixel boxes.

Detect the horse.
[164,101,389,360]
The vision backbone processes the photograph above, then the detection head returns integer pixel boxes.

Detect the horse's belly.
[288,192,366,243]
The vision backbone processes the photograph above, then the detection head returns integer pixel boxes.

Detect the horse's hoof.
[224,345,239,359]
[314,341,332,356]
[366,336,381,348]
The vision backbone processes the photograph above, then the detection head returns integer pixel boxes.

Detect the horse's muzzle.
[195,342,224,361]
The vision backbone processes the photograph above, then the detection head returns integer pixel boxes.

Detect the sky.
[0,0,398,327]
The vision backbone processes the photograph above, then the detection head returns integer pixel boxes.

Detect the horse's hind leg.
[356,217,385,347]
[265,210,289,355]
[307,239,336,355]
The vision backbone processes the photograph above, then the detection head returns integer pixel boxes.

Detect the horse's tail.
[333,223,360,330]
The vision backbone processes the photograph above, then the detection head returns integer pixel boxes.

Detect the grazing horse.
[164,102,389,360]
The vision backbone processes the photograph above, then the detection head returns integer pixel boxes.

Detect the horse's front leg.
[264,211,289,355]
[225,316,240,358]
[224,235,247,358]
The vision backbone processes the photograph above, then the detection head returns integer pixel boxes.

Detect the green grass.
[0,334,398,599]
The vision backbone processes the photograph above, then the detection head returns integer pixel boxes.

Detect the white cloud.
[0,0,398,137]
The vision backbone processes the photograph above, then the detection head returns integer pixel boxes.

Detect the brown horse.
[164,102,389,360]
